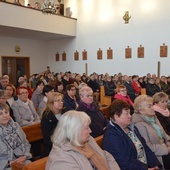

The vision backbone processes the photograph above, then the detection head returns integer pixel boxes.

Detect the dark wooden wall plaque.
[56,52,59,61]
[97,48,102,60]
[125,46,132,58]
[160,43,168,57]
[138,45,144,58]
[82,49,87,60]
[62,51,66,61]
[107,47,113,59]
[74,50,79,61]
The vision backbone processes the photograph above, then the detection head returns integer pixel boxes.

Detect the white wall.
[0,36,48,75]
[48,0,170,76]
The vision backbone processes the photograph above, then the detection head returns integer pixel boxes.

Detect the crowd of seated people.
[1,69,170,169]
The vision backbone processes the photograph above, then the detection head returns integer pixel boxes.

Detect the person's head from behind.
[43,85,54,98]
[153,92,169,110]
[134,95,155,117]
[79,86,93,105]
[0,90,7,104]
[52,110,91,147]
[116,85,127,97]
[17,87,28,102]
[5,83,16,97]
[66,84,76,98]
[47,92,63,114]
[109,99,131,128]
[0,103,10,126]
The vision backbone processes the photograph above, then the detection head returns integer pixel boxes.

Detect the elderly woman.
[103,99,162,170]
[132,95,170,169]
[41,92,64,157]
[11,87,40,127]
[114,85,134,108]
[153,92,170,136]
[46,110,120,170]
[0,89,15,121]
[0,103,32,170]
[77,86,108,138]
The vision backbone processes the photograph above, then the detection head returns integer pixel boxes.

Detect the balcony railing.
[0,1,77,40]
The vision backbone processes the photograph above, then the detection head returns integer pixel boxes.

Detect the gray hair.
[52,110,91,147]
[79,86,93,97]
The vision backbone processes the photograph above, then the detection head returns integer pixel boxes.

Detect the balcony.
[0,1,77,41]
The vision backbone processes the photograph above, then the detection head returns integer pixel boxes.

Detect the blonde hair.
[134,95,153,113]
[42,92,63,117]
[153,92,169,104]
[52,110,91,147]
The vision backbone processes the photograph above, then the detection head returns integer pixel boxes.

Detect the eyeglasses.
[55,99,64,103]
[85,94,93,98]
[19,92,28,95]
[120,90,127,92]
[70,89,76,91]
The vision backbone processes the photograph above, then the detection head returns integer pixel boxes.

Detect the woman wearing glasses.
[114,85,134,114]
[0,103,32,170]
[11,87,40,127]
[41,92,64,157]
[132,95,170,169]
[77,86,108,138]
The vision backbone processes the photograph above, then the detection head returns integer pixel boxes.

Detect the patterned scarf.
[0,119,25,160]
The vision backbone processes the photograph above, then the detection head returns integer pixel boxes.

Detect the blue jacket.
[103,121,162,170]
[63,93,79,112]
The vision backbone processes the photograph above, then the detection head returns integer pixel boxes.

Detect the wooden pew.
[22,123,43,143]
[95,135,103,148]
[100,106,110,120]
[11,135,104,170]
[141,88,146,95]
[100,86,112,106]
[11,157,48,170]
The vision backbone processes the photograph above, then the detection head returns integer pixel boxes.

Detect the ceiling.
[0,25,70,41]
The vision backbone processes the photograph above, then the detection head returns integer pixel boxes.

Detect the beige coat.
[132,113,170,165]
[46,136,120,170]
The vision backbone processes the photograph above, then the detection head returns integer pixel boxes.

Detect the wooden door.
[1,56,30,86]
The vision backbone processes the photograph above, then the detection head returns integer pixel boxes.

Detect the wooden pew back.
[11,135,104,170]
[100,106,110,120]
[141,88,146,95]
[100,86,112,106]
[11,157,47,170]
[22,123,43,143]
[95,135,103,148]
